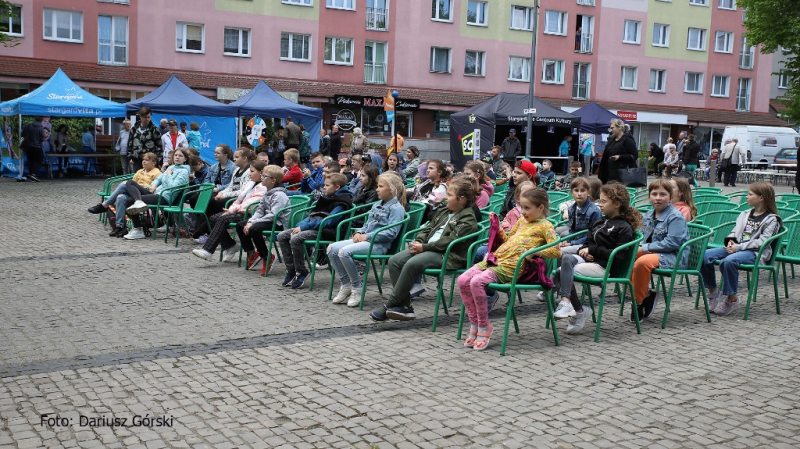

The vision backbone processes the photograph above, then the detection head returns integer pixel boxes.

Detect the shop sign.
[334,109,358,132]
[334,95,419,111]
[617,110,638,121]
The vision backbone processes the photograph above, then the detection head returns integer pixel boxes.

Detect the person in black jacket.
[329,125,342,161]
[598,119,638,184]
[682,134,701,186]
[648,142,664,176]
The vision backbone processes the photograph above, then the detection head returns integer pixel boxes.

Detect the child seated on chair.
[553,183,642,335]
[370,177,479,323]
[463,161,494,208]
[539,159,556,190]
[299,152,326,196]
[473,180,537,265]
[458,188,561,351]
[237,165,291,276]
[277,173,353,290]
[190,160,267,262]
[700,182,781,316]
[329,173,407,307]
[669,177,697,222]
[554,161,583,191]
[407,159,449,220]
[630,179,689,322]
[500,159,538,217]
[555,177,602,255]
[282,148,303,190]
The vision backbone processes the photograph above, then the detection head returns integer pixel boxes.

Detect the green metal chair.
[494,181,509,195]
[249,195,312,275]
[480,199,504,221]
[573,232,645,342]
[301,207,358,291]
[695,200,737,216]
[694,194,730,203]
[777,207,799,222]
[777,219,800,298]
[708,220,737,249]
[784,199,800,211]
[146,183,190,239]
[778,193,800,202]
[162,183,215,247]
[694,187,722,195]
[726,190,748,205]
[97,173,134,223]
[651,223,714,328]
[693,210,741,229]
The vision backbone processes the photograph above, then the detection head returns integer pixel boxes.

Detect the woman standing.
[648,142,664,176]
[351,127,369,156]
[598,119,638,184]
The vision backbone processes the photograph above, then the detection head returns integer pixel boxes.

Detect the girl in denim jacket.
[630,179,689,322]
[329,173,407,307]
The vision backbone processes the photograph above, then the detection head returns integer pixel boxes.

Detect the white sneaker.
[191,248,213,261]
[221,245,240,263]
[193,234,209,244]
[155,226,167,233]
[127,200,148,215]
[537,291,546,302]
[332,286,352,304]
[554,301,576,319]
[123,228,146,240]
[566,308,591,335]
[346,293,362,308]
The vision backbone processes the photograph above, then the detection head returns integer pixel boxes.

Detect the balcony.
[364,62,387,84]
[366,7,388,31]
[739,50,754,69]
[576,32,593,54]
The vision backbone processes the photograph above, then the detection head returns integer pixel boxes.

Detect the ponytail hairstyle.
[427,159,446,183]
[672,177,697,220]
[236,147,256,162]
[600,182,643,230]
[455,173,481,198]
[610,118,631,134]
[447,175,477,207]
[749,181,778,216]
[464,160,486,183]
[378,172,407,207]
[520,187,550,217]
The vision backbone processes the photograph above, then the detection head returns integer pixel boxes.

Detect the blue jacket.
[567,200,602,245]
[186,130,202,149]
[540,169,556,190]
[301,166,325,193]
[559,140,570,156]
[357,197,406,251]
[640,204,689,269]
[151,164,190,203]
[297,186,353,231]
[203,160,236,191]
[191,165,207,185]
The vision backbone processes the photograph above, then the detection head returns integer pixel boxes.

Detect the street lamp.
[524,0,540,158]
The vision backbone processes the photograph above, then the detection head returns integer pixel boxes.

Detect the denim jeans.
[327,240,382,288]
[104,183,129,207]
[700,247,756,296]
[114,193,131,228]
[277,229,319,274]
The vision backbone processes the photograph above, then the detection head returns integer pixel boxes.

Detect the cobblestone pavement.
[1,177,799,448]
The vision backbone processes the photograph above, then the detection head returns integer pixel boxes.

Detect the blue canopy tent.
[125,76,239,162]
[0,68,126,178]
[230,80,323,153]
[569,101,625,134]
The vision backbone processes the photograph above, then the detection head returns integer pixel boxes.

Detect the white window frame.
[623,20,641,44]
[223,27,251,57]
[324,36,354,65]
[711,75,730,97]
[326,0,355,10]
[430,46,452,73]
[736,77,751,111]
[1,4,22,37]
[510,5,533,31]
[649,69,666,93]
[577,0,595,5]
[464,50,486,77]
[718,0,735,9]
[282,0,312,5]
[543,10,567,36]
[97,0,130,3]
[176,22,204,53]
[541,59,565,84]
[620,66,638,90]
[778,71,790,89]
[739,36,754,69]
[508,56,531,82]
[432,0,454,23]
[652,23,669,47]
[690,0,708,6]
[43,8,82,43]
[684,72,704,94]
[466,1,488,27]
[687,27,707,51]
[714,31,733,53]
[280,32,312,62]
[98,15,128,66]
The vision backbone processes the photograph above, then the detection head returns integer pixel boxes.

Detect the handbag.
[618,166,647,187]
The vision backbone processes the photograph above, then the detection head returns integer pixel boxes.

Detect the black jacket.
[683,141,701,165]
[580,216,634,268]
[599,133,638,184]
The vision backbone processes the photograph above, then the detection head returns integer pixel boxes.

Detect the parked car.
[773,147,798,171]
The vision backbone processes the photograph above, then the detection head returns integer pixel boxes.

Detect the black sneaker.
[370,305,388,322]
[281,272,296,287]
[386,305,416,321]
[28,174,40,182]
[629,301,646,323]
[642,290,659,319]
[116,228,128,238]
[291,272,309,289]
[88,203,106,214]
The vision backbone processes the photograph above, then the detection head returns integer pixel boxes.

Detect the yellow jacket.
[477,217,560,283]
[133,167,161,188]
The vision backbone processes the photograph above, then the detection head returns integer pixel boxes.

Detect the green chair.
[146,183,190,239]
[162,183,215,247]
[480,199,504,221]
[693,210,741,229]
[777,207,799,222]
[785,199,800,211]
[778,193,800,202]
[694,187,722,195]
[494,181,509,195]
[694,194,730,203]
[726,191,748,205]
[708,220,737,249]
[777,219,800,298]
[695,200,736,216]
[573,232,645,342]
[651,223,714,328]
[250,195,312,275]
[301,207,358,291]
[97,173,134,223]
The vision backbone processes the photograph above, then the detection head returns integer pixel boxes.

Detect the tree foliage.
[739,0,800,124]
[0,0,21,48]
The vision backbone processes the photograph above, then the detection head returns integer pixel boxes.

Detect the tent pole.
[524,0,540,159]
[18,113,23,179]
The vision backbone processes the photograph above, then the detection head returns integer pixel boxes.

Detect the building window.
[324,36,353,65]
[620,66,637,90]
[282,0,312,5]
[577,0,595,5]
[652,23,669,47]
[364,40,387,84]
[739,36,754,69]
[98,16,127,65]
[0,4,22,36]
[714,31,733,53]
[711,75,730,97]
[97,0,130,3]
[573,62,591,100]
[281,32,311,61]
[434,111,452,138]
[508,56,531,82]
[366,0,389,31]
[432,0,453,22]
[43,9,82,43]
[690,0,708,5]
[542,59,565,84]
[687,27,707,51]
[736,78,751,111]
[223,27,250,57]
[467,1,488,26]
[684,72,704,94]
[544,10,567,35]
[623,20,640,44]
[327,0,354,9]
[464,50,486,76]
[778,71,790,89]
[430,47,451,73]
[510,5,533,31]
[176,22,203,52]
[718,0,735,9]
[649,69,666,93]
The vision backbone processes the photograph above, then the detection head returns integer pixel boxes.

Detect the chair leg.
[782,262,789,299]
[660,275,677,329]
[327,264,336,302]
[431,281,446,333]
[773,268,781,315]
[371,260,382,295]
[358,263,370,311]
[500,291,516,356]
[174,214,185,248]
[684,273,693,297]
[448,274,457,308]
[545,288,560,347]
[457,304,466,340]
[593,288,608,343]
[743,269,760,320]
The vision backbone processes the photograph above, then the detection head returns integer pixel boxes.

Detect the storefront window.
[638,123,661,152]
[434,111,451,138]
[692,126,722,158]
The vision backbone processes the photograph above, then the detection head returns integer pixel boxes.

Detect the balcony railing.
[572,81,590,100]
[739,50,754,69]
[364,62,387,84]
[366,7,388,31]
[576,32,593,53]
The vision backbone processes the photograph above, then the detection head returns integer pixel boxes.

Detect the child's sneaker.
[127,200,148,215]
[370,305,388,322]
[409,284,426,299]
[193,234,209,244]
[247,252,262,271]
[191,248,213,261]
[88,203,106,214]
[629,300,646,323]
[281,271,296,287]
[291,272,309,289]
[486,291,500,312]
[713,297,740,316]
[536,291,546,302]
[260,254,276,276]
[346,294,362,308]
[642,290,659,319]
[386,305,416,321]
[123,229,146,240]
[554,301,576,319]
[566,308,590,334]
[707,290,722,311]
[332,285,352,304]
[221,245,240,263]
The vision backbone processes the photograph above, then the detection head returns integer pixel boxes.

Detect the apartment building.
[0,0,790,153]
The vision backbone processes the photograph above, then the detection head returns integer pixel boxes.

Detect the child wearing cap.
[500,159,537,217]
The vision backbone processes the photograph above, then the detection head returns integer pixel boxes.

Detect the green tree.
[738,0,800,124]
[0,0,21,48]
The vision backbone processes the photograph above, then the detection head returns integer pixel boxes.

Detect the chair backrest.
[102,174,134,195]
[777,207,799,222]
[407,201,427,230]
[684,223,713,271]
[693,210,741,229]
[490,192,504,203]
[696,200,736,216]
[608,231,645,280]
[190,183,216,214]
[780,219,800,258]
[726,191,749,205]
[695,187,722,194]
[762,226,789,265]
[785,199,800,211]
[694,194,730,203]
[386,214,414,255]
[710,221,737,247]
[779,193,800,202]
[494,181,508,195]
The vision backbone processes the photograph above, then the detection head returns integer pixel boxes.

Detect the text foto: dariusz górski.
[40,413,174,428]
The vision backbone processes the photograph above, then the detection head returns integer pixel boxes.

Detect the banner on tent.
[152,114,236,164]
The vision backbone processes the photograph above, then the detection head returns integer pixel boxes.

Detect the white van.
[721,126,800,164]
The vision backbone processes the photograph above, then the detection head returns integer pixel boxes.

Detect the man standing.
[20,116,44,181]
[501,128,522,165]
[558,135,572,174]
[128,107,163,171]
[158,118,169,136]
[319,128,330,156]
[115,119,133,174]
[682,134,701,186]
[721,138,746,187]
[581,136,593,176]
[160,119,188,170]
[284,116,302,149]
[329,124,342,161]
[676,131,687,161]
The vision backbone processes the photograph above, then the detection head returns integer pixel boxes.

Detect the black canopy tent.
[449,93,580,169]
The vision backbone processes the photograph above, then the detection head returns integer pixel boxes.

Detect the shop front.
[329,95,419,137]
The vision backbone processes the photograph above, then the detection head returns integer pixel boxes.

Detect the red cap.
[517,160,537,178]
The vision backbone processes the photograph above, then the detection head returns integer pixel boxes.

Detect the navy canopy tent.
[570,101,625,134]
[230,80,323,152]
[125,76,238,117]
